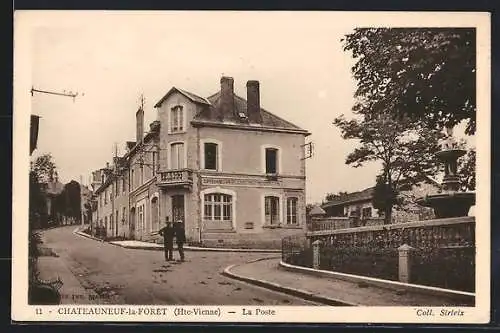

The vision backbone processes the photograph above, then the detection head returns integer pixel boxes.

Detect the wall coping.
[279,260,475,305]
[306,216,475,237]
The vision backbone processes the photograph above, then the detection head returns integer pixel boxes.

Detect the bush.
[320,246,399,280]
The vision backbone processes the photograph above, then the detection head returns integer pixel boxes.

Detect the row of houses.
[89,76,310,248]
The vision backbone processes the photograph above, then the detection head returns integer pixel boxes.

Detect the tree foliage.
[31,154,57,184]
[334,112,443,224]
[342,28,476,135]
[325,191,349,202]
[458,149,476,191]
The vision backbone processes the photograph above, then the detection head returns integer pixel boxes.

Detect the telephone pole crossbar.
[31,86,84,102]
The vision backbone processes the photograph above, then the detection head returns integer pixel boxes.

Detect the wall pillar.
[312,239,322,269]
[398,243,414,283]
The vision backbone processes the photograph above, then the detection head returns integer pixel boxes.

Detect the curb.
[279,261,475,306]
[73,230,105,243]
[221,258,357,306]
[74,230,281,253]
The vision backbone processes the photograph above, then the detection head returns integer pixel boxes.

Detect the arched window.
[170,105,184,133]
[170,142,185,169]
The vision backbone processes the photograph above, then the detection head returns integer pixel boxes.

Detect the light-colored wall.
[343,202,379,218]
[198,127,306,176]
[156,92,199,172]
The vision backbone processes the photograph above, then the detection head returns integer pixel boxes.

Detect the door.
[130,207,136,239]
[172,195,185,223]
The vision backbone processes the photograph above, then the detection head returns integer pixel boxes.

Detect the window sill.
[282,224,302,229]
[168,131,187,135]
[263,224,282,229]
[265,174,279,181]
[203,228,236,233]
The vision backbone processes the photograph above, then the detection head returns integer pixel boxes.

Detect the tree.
[342,28,476,135]
[324,191,349,202]
[31,154,57,184]
[334,112,443,224]
[458,149,476,191]
[30,154,58,228]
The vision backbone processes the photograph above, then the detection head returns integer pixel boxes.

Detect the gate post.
[398,244,414,283]
[312,239,322,269]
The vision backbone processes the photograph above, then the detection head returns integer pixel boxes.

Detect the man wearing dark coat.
[158,218,175,261]
[174,220,186,262]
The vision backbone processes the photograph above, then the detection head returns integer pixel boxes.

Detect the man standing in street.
[174,220,186,262]
[158,218,175,261]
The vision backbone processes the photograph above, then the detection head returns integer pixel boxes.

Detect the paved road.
[41,226,318,306]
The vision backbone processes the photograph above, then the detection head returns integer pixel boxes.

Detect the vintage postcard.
[12,11,490,323]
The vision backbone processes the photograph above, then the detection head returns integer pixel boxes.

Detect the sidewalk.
[223,258,475,307]
[37,256,100,305]
[74,229,280,253]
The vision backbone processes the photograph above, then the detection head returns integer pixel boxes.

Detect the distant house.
[322,187,376,219]
[41,175,64,225]
[321,182,439,224]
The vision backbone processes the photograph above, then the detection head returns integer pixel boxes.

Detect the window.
[170,143,185,169]
[122,207,126,224]
[204,193,232,221]
[286,197,298,225]
[170,106,184,133]
[265,148,278,174]
[115,180,118,197]
[265,196,280,225]
[138,204,145,231]
[152,151,158,176]
[104,189,108,204]
[131,169,135,190]
[104,216,108,229]
[204,143,218,170]
[362,207,372,218]
[110,214,114,233]
[122,176,126,193]
[140,165,144,185]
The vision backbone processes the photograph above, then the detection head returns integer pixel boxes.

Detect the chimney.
[219,76,234,120]
[246,80,262,123]
[136,107,144,144]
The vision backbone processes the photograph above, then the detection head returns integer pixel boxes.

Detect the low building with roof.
[321,182,439,225]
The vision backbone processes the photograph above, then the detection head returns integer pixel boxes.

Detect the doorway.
[130,207,136,239]
[171,195,185,223]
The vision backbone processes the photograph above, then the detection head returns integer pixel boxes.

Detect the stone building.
[93,76,310,248]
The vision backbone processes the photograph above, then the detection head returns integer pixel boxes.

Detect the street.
[39,226,318,306]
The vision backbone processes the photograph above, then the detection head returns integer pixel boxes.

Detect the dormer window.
[170,105,184,133]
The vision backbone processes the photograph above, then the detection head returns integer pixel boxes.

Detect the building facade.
[92,76,310,248]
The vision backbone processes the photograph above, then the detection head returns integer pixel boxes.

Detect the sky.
[20,11,480,204]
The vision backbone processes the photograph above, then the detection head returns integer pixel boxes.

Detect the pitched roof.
[154,87,211,108]
[309,205,326,216]
[193,91,309,133]
[322,187,374,209]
